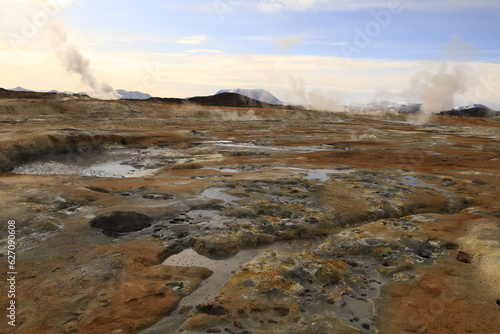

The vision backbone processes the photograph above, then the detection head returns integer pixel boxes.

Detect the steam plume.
[407,38,474,125]
[409,63,467,125]
[47,8,120,99]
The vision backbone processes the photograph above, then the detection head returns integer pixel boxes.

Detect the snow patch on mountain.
[451,104,488,111]
[10,87,34,92]
[216,88,283,105]
[344,101,422,113]
[116,90,152,100]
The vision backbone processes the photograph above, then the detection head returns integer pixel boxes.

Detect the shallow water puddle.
[274,167,356,181]
[201,187,243,201]
[304,168,357,181]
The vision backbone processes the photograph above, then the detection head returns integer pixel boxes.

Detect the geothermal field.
[0,90,499,334]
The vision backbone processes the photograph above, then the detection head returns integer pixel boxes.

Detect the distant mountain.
[451,104,489,111]
[146,92,276,108]
[189,92,273,108]
[8,87,151,100]
[10,86,34,92]
[116,90,151,100]
[45,89,79,95]
[362,101,422,113]
[10,87,84,95]
[344,101,500,116]
[216,89,283,105]
[440,106,500,117]
[344,101,422,113]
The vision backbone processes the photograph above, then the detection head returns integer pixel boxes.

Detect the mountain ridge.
[2,87,498,116]
[216,88,283,105]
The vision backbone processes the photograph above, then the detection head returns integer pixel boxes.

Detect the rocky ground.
[0,97,499,333]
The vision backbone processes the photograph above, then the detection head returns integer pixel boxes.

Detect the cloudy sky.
[1,0,500,107]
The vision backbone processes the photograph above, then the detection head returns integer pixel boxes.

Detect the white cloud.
[176,35,208,45]
[257,0,500,13]
[3,45,500,108]
[330,42,349,46]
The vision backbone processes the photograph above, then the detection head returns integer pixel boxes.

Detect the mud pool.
[11,148,161,178]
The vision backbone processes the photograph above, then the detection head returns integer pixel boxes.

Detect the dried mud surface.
[0,99,499,334]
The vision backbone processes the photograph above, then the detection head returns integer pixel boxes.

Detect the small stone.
[233,320,242,328]
[456,251,472,264]
[179,306,193,314]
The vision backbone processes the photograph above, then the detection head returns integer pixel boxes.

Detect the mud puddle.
[12,159,140,178]
[275,167,357,181]
[201,188,244,201]
[140,240,322,334]
[11,147,171,178]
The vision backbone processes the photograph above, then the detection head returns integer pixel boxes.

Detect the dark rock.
[89,211,153,237]
[143,193,173,200]
[444,242,459,250]
[456,251,473,264]
[417,249,433,259]
[188,130,211,138]
[496,299,500,306]
[197,303,229,316]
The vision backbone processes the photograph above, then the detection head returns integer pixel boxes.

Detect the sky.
[1,0,500,108]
